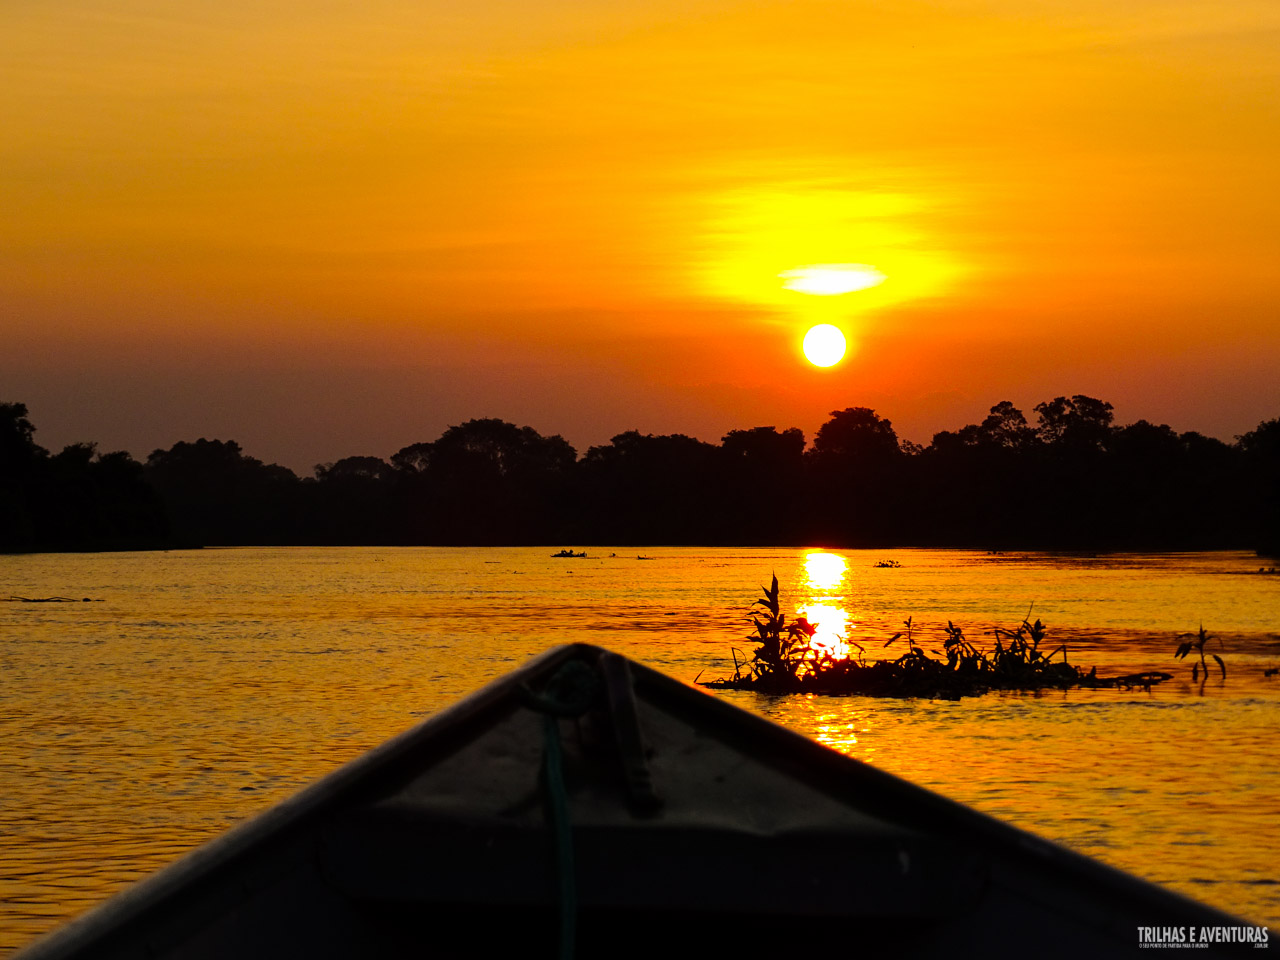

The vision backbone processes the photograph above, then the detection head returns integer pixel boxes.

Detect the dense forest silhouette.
[2,398,1278,554]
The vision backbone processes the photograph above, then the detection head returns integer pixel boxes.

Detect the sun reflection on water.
[796,601,849,659]
[809,709,875,754]
[802,551,847,590]
[799,551,853,659]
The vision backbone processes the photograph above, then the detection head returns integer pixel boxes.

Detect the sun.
[802,324,847,367]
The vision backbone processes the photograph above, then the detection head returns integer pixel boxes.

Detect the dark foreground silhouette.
[2,397,1278,554]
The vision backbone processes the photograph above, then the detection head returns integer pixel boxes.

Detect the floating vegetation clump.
[703,576,1179,699]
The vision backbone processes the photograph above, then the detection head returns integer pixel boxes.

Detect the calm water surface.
[2,547,1279,953]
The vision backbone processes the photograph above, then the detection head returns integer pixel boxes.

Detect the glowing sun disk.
[803,324,847,367]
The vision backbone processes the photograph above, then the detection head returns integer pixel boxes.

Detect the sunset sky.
[4,0,1278,471]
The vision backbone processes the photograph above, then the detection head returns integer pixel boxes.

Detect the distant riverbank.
[4,398,1278,555]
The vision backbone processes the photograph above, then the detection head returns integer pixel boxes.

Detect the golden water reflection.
[795,602,849,660]
[799,551,852,659]
[802,551,847,590]
[808,706,874,755]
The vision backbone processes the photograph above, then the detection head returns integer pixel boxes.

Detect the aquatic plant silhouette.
[1175,625,1226,681]
[706,579,1182,698]
[741,574,817,684]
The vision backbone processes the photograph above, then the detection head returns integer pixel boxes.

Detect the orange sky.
[3,0,1278,470]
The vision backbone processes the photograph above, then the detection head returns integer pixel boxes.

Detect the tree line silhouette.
[2,397,1278,554]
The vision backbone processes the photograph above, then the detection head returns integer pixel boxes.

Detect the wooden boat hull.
[17,644,1259,958]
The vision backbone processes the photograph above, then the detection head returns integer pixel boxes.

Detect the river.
[1,547,1277,953]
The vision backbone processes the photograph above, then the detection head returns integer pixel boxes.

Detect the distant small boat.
[15,645,1254,959]
[551,549,587,558]
[636,555,654,560]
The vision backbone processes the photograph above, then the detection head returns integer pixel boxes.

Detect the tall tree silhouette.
[807,408,907,544]
[145,439,302,545]
[2,403,168,550]
[311,456,395,543]
[920,401,1040,547]
[1034,395,1114,450]
[976,401,1039,450]
[388,419,576,544]
[1030,396,1116,546]
[1238,418,1280,556]
[0,402,44,549]
[580,431,726,543]
[39,444,167,549]
[720,426,806,544]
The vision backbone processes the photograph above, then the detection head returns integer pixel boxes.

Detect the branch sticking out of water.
[5,595,102,602]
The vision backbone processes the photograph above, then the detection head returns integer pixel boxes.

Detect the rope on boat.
[521,659,600,960]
